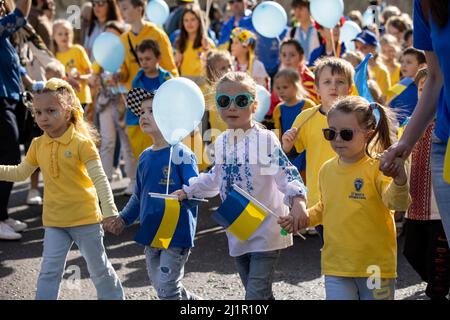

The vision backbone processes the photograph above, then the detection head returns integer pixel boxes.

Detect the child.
[353,30,391,99]
[403,68,450,301]
[380,34,401,87]
[342,51,364,68]
[273,68,316,180]
[308,18,346,68]
[91,20,137,196]
[174,71,308,300]
[106,88,201,300]
[387,48,426,125]
[282,57,354,234]
[280,96,411,300]
[52,19,92,110]
[204,50,233,138]
[230,27,269,88]
[0,78,124,299]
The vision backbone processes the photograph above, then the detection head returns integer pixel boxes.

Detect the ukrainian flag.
[354,53,374,103]
[134,197,181,249]
[212,186,268,242]
[387,77,418,126]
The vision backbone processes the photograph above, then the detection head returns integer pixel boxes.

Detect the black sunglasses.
[322,128,366,142]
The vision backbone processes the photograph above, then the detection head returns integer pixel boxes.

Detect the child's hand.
[282,127,298,153]
[380,155,408,186]
[103,216,125,235]
[289,198,309,234]
[278,215,294,233]
[172,189,188,201]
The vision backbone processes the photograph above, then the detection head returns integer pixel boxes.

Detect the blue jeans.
[431,137,450,247]
[234,250,281,300]
[36,224,124,300]
[144,246,198,300]
[325,276,396,300]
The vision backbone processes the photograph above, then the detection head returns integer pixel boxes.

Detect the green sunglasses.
[215,93,255,110]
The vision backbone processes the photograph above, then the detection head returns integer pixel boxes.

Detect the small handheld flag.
[354,53,374,103]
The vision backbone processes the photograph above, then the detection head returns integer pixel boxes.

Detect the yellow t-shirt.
[291,106,336,207]
[120,22,178,90]
[203,83,227,140]
[273,99,316,140]
[180,39,215,77]
[56,44,92,104]
[370,63,391,98]
[307,155,411,278]
[25,124,102,227]
[389,64,401,89]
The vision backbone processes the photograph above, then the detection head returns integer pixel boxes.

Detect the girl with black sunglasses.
[280,95,411,300]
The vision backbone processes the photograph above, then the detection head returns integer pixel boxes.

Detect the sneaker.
[112,167,123,182]
[26,188,43,206]
[4,218,28,232]
[123,183,135,196]
[0,222,22,240]
[306,227,318,235]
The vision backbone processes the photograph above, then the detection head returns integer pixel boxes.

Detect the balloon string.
[330,29,337,58]
[166,145,174,195]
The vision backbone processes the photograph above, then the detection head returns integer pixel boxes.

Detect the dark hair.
[280,39,304,57]
[402,47,426,65]
[88,0,122,36]
[403,29,413,43]
[176,5,206,53]
[104,20,126,34]
[118,0,146,16]
[291,0,309,9]
[137,39,161,58]
[427,0,449,28]
[314,57,355,87]
[328,96,396,158]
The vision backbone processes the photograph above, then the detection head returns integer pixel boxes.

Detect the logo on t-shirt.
[159,166,175,186]
[349,178,366,200]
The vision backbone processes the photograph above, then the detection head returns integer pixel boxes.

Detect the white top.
[183,125,307,257]
[234,58,269,87]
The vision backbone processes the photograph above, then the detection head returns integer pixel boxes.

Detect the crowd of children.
[1,0,449,301]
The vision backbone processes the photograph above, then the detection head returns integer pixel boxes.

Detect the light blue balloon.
[253,85,271,122]
[153,78,205,145]
[310,0,344,29]
[252,1,287,38]
[340,20,361,52]
[146,0,170,26]
[92,32,125,73]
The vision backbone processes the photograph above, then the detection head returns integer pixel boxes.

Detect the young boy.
[106,88,201,300]
[387,48,426,125]
[282,57,354,234]
[127,39,173,160]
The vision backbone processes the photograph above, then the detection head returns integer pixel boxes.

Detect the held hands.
[277,198,308,235]
[379,150,408,186]
[172,189,188,201]
[103,215,125,235]
[282,127,298,153]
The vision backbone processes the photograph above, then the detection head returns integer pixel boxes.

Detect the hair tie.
[369,102,380,126]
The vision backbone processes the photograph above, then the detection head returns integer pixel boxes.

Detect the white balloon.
[253,85,271,122]
[145,0,170,26]
[252,1,287,38]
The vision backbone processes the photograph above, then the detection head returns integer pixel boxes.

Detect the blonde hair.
[35,78,99,144]
[274,68,308,100]
[216,71,257,97]
[206,50,233,83]
[329,96,396,158]
[45,61,66,79]
[52,19,74,53]
[367,80,385,105]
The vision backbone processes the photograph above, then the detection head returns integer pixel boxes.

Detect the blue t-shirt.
[308,42,347,68]
[0,9,26,101]
[413,0,450,141]
[126,74,161,126]
[120,144,199,248]
[280,101,307,172]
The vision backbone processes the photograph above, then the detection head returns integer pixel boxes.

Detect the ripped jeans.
[144,246,199,300]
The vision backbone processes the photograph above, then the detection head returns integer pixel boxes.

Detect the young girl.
[230,27,269,89]
[52,19,93,110]
[174,71,308,300]
[280,96,411,300]
[204,50,233,139]
[380,34,401,87]
[175,5,215,88]
[273,68,316,180]
[0,78,124,300]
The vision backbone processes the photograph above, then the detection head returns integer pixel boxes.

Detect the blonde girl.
[0,79,123,300]
[280,96,410,300]
[174,71,307,300]
[52,19,93,109]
